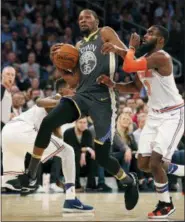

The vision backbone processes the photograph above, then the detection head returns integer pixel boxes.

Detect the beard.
[135,39,157,58]
[80,27,91,37]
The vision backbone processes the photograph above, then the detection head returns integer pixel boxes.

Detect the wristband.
[129,46,135,51]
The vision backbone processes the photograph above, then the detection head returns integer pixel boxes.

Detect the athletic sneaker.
[18,173,38,196]
[50,183,63,193]
[4,178,21,192]
[148,197,175,219]
[124,173,139,210]
[63,197,94,213]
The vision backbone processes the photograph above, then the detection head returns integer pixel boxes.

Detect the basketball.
[53,44,79,70]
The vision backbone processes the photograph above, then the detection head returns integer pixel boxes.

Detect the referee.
[1,66,16,175]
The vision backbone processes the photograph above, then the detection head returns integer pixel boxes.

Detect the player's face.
[76,118,88,132]
[142,27,158,50]
[2,70,16,88]
[78,11,97,36]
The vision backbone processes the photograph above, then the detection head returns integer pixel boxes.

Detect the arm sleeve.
[123,49,147,73]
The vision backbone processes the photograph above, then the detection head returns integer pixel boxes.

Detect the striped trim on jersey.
[108,52,117,145]
[166,107,184,151]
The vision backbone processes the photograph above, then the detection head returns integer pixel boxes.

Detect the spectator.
[11,92,26,118]
[64,117,97,192]
[1,24,12,44]
[20,52,40,77]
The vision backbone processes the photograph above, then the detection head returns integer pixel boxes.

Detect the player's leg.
[26,98,80,182]
[90,101,138,210]
[148,108,184,219]
[48,136,93,212]
[2,121,38,191]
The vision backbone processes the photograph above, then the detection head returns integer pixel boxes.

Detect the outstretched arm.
[36,94,61,108]
[97,74,143,93]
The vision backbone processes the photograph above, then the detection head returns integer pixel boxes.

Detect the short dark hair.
[153,25,169,45]
[55,79,67,92]
[82,9,99,22]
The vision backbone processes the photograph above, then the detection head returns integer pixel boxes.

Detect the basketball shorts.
[137,106,184,162]
[63,92,118,145]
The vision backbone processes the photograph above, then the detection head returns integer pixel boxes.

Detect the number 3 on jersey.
[143,80,152,96]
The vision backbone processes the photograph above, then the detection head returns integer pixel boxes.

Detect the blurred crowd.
[1,0,184,193]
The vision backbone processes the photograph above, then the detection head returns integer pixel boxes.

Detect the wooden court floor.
[1,192,184,221]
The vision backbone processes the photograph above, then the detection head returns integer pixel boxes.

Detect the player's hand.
[87,148,96,160]
[101,42,119,54]
[80,153,86,167]
[96,75,115,88]
[124,148,132,163]
[50,43,64,62]
[129,33,140,49]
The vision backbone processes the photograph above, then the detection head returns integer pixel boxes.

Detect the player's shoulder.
[153,50,171,59]
[100,26,116,35]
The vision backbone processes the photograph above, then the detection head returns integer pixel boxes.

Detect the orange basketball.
[53,44,79,70]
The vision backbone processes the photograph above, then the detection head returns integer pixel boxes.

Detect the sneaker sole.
[4,183,21,191]
[63,208,94,213]
[148,207,176,219]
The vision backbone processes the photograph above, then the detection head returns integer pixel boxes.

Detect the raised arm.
[100,26,127,58]
[123,33,172,76]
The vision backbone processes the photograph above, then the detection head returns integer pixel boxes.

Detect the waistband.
[152,102,184,114]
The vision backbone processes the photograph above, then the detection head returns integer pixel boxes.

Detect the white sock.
[167,163,184,177]
[154,181,170,203]
[65,184,76,200]
[56,141,76,199]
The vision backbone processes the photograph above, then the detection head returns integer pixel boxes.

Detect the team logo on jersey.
[79,51,97,75]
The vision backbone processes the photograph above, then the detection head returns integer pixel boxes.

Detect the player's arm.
[36,94,61,108]
[97,74,143,93]
[100,26,127,59]
[123,33,171,75]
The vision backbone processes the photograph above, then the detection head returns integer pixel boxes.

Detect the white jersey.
[12,105,47,130]
[137,50,183,110]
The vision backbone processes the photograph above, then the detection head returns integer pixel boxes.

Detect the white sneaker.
[36,185,46,193]
[50,183,63,193]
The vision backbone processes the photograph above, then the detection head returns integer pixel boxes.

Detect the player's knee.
[41,115,54,130]
[137,155,150,172]
[149,159,160,173]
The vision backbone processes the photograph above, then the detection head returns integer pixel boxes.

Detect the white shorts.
[2,120,66,176]
[137,107,184,162]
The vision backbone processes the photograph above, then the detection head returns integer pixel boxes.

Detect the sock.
[65,183,75,200]
[28,155,41,179]
[154,181,170,203]
[115,168,133,185]
[167,163,184,177]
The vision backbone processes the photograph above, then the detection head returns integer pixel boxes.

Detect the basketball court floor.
[2,192,184,221]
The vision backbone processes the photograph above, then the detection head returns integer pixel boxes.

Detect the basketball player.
[97,25,184,218]
[2,79,93,213]
[1,66,16,175]
[19,9,139,211]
